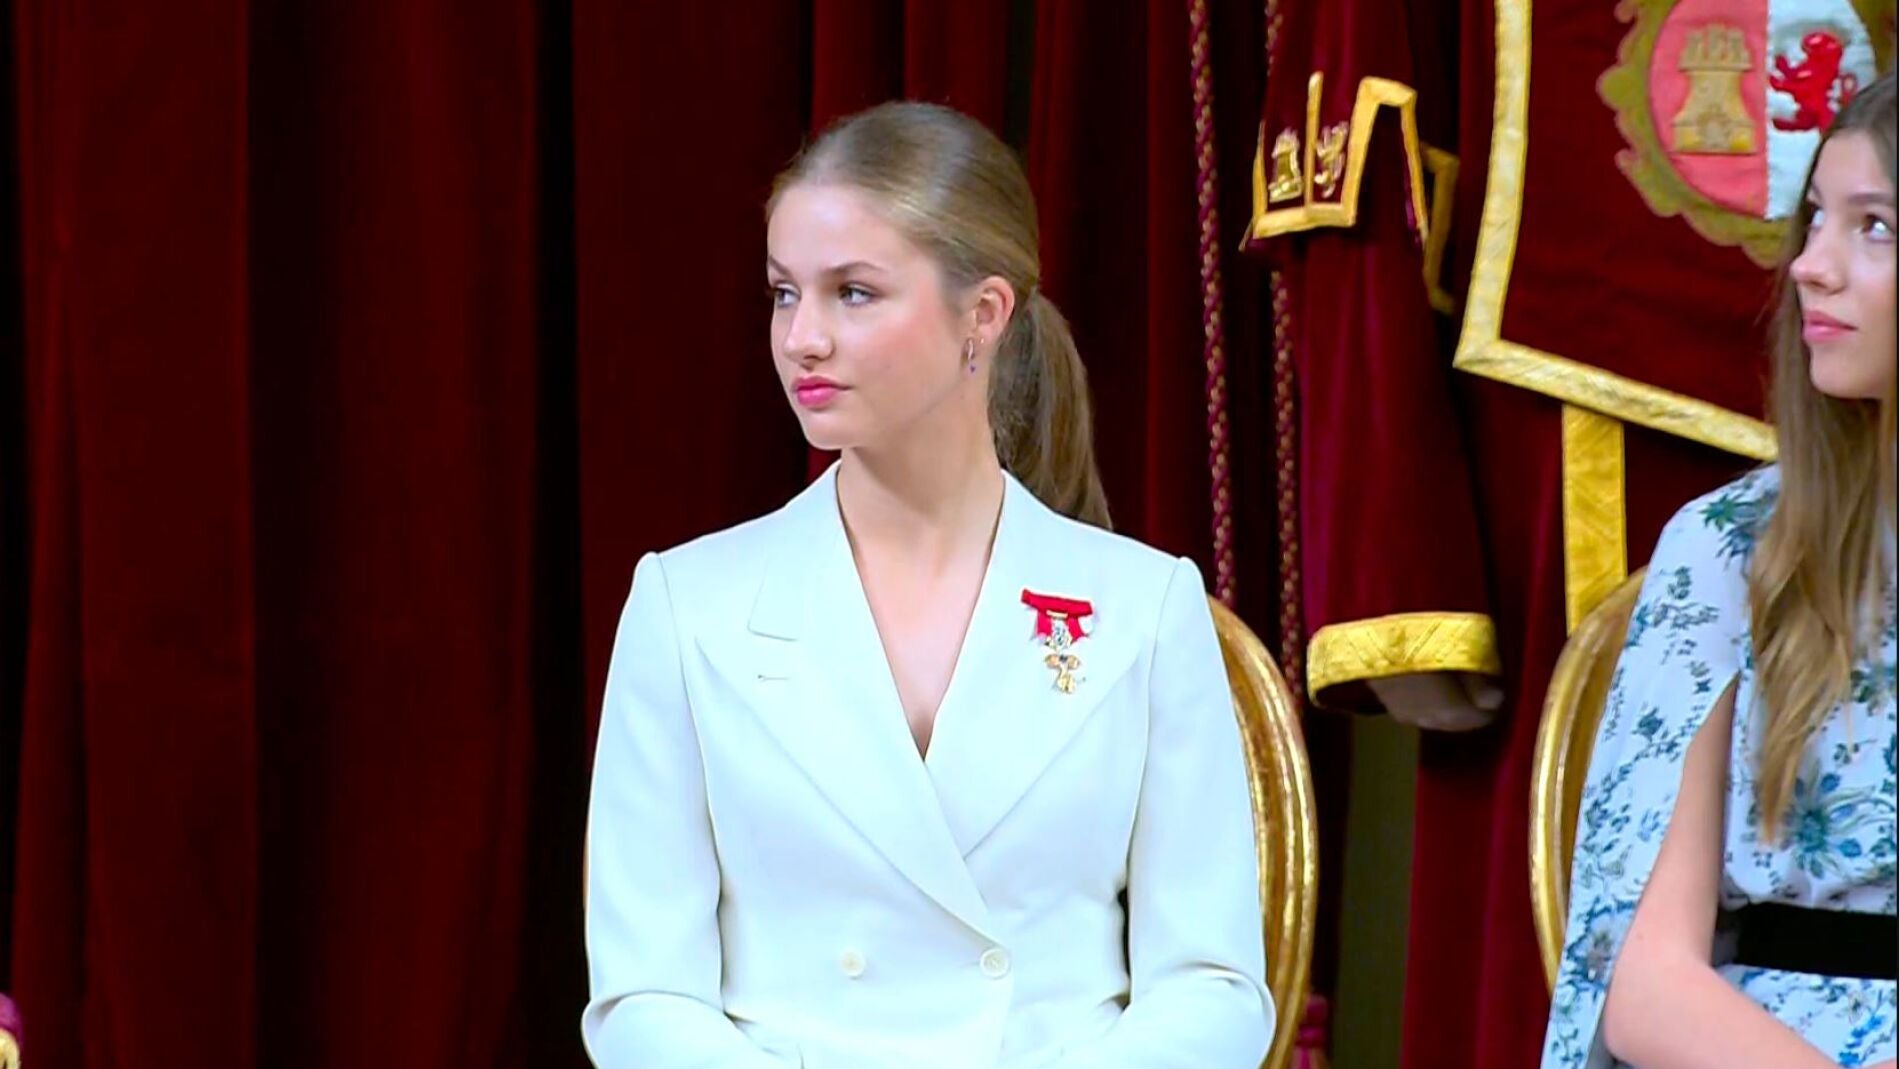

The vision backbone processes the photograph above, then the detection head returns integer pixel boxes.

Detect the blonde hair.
[1751,71,1896,839]
[769,102,1112,528]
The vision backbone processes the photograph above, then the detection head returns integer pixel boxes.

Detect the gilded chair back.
[1209,598,1319,1069]
[1530,569,1647,989]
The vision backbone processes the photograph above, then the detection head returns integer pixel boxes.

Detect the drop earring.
[965,337,978,374]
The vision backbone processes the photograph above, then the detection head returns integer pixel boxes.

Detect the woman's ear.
[969,276,1018,347]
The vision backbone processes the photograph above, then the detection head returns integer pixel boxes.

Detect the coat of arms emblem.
[1601,0,1894,264]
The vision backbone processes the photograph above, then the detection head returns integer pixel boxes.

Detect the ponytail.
[991,292,1111,528]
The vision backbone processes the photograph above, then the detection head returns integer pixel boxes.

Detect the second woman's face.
[766,183,975,452]
[1791,131,1897,401]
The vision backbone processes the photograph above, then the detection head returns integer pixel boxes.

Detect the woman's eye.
[839,284,875,306]
[1807,205,1827,231]
[769,285,797,308]
[1863,216,1894,241]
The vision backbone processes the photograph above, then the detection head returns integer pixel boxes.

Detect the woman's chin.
[1808,348,1892,402]
[794,413,859,453]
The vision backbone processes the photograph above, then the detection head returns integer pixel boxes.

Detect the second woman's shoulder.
[1651,464,1781,573]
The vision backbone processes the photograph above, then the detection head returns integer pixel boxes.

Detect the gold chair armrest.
[1531,569,1646,988]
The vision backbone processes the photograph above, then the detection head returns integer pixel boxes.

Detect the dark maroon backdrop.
[0,3,1328,1067]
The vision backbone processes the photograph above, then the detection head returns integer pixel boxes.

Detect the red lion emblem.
[1770,31,1860,131]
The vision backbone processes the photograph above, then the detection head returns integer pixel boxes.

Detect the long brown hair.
[1751,71,1896,839]
[769,102,1112,528]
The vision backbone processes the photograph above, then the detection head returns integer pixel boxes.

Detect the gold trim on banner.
[1423,145,1460,314]
[1307,612,1503,696]
[1455,0,1777,464]
[1561,406,1630,630]
[1249,74,1431,244]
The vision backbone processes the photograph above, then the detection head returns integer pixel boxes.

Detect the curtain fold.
[10,3,259,1065]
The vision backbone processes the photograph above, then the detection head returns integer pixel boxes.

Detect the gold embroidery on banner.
[1252,128,1270,214]
[1672,25,1754,154]
[1602,0,1780,265]
[1453,0,1777,463]
[1600,0,1892,266]
[1245,75,1431,246]
[1304,71,1324,201]
[1306,612,1503,699]
[1561,406,1630,631]
[1314,121,1349,198]
[1242,81,1455,312]
[1603,0,1780,262]
[1268,127,1306,203]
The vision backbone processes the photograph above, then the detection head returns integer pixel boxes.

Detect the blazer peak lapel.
[721,467,998,939]
[925,476,1141,857]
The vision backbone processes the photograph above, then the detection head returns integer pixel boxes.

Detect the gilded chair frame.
[1209,598,1319,1069]
[1530,569,1647,988]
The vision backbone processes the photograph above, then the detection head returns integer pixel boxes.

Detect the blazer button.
[839,949,867,979]
[979,947,1011,979]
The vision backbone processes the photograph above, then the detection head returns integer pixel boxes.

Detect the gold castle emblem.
[1268,127,1304,203]
[1672,24,1754,154]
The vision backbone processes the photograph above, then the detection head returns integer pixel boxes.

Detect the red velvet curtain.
[1,3,1298,1067]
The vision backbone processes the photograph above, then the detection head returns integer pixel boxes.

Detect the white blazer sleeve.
[581,553,782,1069]
[1055,557,1275,1069]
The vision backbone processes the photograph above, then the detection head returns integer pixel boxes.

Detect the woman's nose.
[1789,228,1843,293]
[779,301,832,363]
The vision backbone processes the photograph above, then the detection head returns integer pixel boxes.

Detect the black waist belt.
[1732,903,1898,981]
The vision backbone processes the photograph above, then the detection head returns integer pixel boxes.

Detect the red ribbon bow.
[1021,589,1093,640]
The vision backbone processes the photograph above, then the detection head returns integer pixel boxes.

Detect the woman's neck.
[836,428,1005,572]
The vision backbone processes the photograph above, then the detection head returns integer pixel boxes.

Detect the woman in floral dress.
[1541,73,1897,1069]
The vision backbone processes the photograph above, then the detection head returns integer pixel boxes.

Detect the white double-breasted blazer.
[582,465,1271,1069]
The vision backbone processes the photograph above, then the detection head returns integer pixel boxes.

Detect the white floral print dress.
[1542,466,1898,1068]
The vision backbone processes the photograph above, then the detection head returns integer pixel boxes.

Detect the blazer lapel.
[924,475,1141,858]
[698,466,998,941]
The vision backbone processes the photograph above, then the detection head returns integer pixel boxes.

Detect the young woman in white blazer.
[581,101,1273,1069]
